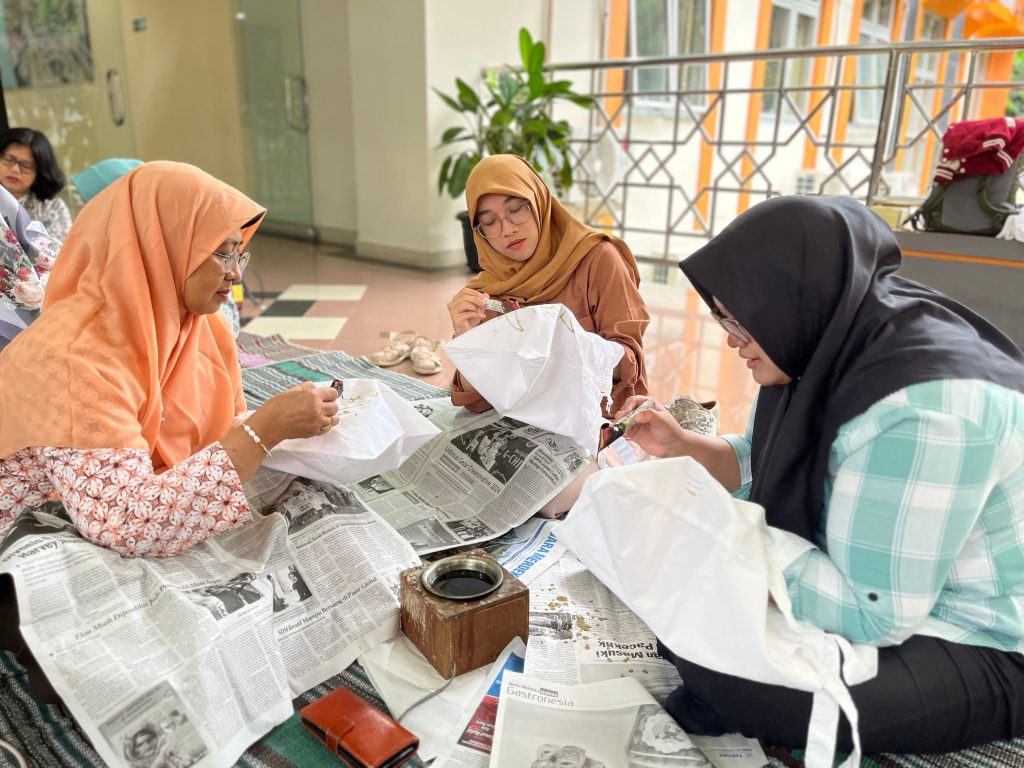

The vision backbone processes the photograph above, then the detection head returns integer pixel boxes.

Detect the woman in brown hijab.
[448,155,649,416]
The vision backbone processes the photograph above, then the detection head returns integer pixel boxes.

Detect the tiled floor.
[241,234,759,435]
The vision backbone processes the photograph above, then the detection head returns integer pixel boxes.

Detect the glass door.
[233,0,316,239]
[0,0,136,211]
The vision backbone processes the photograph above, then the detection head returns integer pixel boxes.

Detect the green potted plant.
[435,28,594,270]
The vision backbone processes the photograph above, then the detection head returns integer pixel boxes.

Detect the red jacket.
[933,117,1024,183]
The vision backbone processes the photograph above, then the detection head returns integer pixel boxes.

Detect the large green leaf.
[511,84,531,107]
[567,93,595,108]
[518,28,533,68]
[448,153,476,198]
[456,79,480,112]
[546,79,574,93]
[498,73,517,107]
[490,108,513,128]
[437,155,453,195]
[527,40,546,77]
[528,69,546,100]
[433,87,463,113]
[440,126,465,144]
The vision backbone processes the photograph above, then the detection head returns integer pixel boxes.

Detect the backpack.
[909,154,1023,236]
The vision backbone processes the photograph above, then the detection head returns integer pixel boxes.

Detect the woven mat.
[0,648,424,768]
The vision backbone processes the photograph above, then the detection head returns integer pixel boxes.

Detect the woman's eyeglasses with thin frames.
[212,250,251,275]
[711,307,751,344]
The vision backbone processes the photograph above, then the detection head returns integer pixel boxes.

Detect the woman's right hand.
[248,382,340,445]
[448,287,488,337]
[616,397,689,458]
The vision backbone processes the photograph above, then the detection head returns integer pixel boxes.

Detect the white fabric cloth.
[996,211,1024,243]
[261,379,440,483]
[558,457,878,768]
[444,303,623,455]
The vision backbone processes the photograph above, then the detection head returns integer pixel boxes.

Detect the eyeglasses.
[475,200,532,240]
[711,307,751,344]
[211,250,251,274]
[0,153,36,174]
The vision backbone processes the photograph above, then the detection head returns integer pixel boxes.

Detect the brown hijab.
[466,155,639,303]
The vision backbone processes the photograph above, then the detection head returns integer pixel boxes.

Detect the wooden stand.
[399,551,529,678]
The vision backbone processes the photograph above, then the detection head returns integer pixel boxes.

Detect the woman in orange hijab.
[448,154,649,416]
[0,162,340,557]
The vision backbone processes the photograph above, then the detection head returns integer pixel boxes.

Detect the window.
[854,0,894,123]
[762,0,819,115]
[905,12,946,190]
[915,12,947,83]
[630,0,709,106]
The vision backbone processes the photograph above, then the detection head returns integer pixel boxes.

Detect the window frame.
[761,0,821,118]
[853,0,895,125]
[628,0,712,110]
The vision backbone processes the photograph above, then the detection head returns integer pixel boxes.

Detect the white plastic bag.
[444,304,623,455]
[261,379,440,484]
[558,457,878,768]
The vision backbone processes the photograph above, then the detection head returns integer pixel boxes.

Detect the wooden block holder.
[399,550,529,678]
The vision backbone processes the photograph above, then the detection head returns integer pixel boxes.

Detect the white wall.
[424,0,547,262]
[300,0,357,243]
[347,1,440,265]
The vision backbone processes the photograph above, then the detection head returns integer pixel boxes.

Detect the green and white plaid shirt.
[724,379,1024,650]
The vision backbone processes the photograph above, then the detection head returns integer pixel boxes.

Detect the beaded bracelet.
[242,423,272,458]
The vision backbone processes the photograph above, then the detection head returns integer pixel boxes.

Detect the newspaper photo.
[491,673,710,768]
[0,476,420,768]
[524,552,683,701]
[348,398,590,554]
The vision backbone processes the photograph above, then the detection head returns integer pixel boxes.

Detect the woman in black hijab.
[621,196,1024,754]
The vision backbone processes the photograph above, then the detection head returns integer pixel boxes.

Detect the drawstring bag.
[558,457,878,768]
[444,304,623,455]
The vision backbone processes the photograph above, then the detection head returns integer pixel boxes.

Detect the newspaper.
[240,349,448,406]
[430,639,526,768]
[241,350,590,556]
[0,478,420,768]
[348,398,589,554]
[524,551,684,702]
[491,673,711,768]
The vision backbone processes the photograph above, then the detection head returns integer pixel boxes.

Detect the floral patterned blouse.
[19,193,73,242]
[0,445,252,557]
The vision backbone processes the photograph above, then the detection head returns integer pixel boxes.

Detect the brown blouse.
[451,241,650,417]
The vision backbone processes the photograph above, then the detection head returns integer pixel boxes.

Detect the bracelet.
[242,423,273,458]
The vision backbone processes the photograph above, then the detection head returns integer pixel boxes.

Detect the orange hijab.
[465,155,639,303]
[0,161,264,470]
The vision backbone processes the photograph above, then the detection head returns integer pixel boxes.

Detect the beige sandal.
[410,336,442,375]
[368,329,417,367]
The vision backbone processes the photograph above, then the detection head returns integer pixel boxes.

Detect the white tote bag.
[558,457,878,768]
[261,379,440,484]
[444,304,623,455]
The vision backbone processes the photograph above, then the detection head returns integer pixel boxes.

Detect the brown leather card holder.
[300,686,418,768]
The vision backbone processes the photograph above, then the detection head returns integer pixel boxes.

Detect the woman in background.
[447,154,649,417]
[0,128,72,240]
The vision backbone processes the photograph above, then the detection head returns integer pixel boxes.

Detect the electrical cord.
[0,738,27,768]
[394,661,458,723]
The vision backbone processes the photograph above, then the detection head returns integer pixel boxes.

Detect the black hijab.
[680,196,1024,542]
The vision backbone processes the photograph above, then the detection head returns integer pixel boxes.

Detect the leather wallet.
[300,686,418,768]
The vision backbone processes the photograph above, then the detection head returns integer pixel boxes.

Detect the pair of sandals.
[368,330,443,375]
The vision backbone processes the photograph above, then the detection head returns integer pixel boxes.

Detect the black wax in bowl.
[421,554,504,601]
